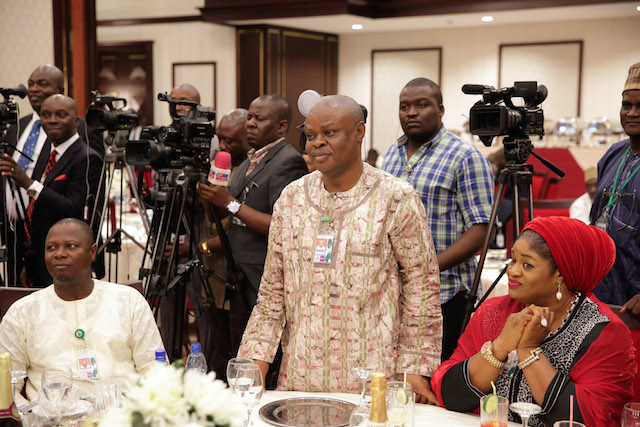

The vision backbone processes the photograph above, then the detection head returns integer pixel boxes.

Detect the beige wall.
[339,16,640,154]
[97,21,236,125]
[0,0,54,117]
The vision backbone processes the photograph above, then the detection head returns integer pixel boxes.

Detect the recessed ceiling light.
[637,5,640,11]
[352,24,363,30]
[481,16,494,22]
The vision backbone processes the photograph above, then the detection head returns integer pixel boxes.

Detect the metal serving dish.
[259,397,357,427]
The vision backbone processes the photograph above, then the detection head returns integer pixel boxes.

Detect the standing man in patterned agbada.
[382,78,494,361]
[237,95,442,403]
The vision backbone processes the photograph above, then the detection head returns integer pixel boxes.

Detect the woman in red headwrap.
[431,216,635,427]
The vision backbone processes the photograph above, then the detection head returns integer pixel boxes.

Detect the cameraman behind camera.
[198,94,308,386]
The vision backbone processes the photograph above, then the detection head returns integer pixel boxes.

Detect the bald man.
[0,95,102,287]
[237,95,442,401]
[169,83,201,117]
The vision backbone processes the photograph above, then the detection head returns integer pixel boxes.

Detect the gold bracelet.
[481,341,506,370]
[200,241,212,256]
[517,347,543,370]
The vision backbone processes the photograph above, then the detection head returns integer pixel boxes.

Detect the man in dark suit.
[199,94,308,356]
[0,95,102,287]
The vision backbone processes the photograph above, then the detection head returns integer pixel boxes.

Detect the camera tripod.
[90,129,151,282]
[461,137,565,333]
[141,166,245,363]
[0,138,34,286]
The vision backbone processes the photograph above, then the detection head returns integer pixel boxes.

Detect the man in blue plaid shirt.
[382,78,494,361]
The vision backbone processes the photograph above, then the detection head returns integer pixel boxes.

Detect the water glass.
[623,402,640,427]
[95,377,123,412]
[553,422,586,427]
[226,357,254,393]
[41,367,73,416]
[480,395,508,427]
[386,381,414,427]
[234,364,264,427]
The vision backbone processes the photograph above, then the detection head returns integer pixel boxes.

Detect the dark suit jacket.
[22,138,103,287]
[228,139,308,299]
[2,114,105,159]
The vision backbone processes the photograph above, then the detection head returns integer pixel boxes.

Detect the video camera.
[86,91,139,140]
[126,92,215,171]
[0,85,27,134]
[462,81,547,147]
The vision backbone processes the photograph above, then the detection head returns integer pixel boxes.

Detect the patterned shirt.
[382,126,494,304]
[238,164,442,392]
[245,137,283,176]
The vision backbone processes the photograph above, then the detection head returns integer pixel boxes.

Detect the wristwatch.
[481,341,506,369]
[227,199,241,214]
[27,188,37,198]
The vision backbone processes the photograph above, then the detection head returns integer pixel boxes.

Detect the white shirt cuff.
[27,181,44,200]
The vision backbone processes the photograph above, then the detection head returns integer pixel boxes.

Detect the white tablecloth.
[251,391,519,427]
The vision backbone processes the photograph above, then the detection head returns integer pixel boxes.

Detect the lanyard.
[605,147,640,211]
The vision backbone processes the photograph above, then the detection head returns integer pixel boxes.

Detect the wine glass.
[233,364,264,427]
[622,402,640,427]
[510,401,542,427]
[226,358,254,393]
[41,367,73,419]
[349,367,372,426]
[10,370,27,401]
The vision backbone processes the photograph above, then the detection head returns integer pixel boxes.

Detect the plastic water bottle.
[155,349,169,366]
[185,342,207,373]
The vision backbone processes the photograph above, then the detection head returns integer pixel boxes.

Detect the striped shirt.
[382,125,494,304]
[238,164,442,392]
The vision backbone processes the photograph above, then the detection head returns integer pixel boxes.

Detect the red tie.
[24,150,57,240]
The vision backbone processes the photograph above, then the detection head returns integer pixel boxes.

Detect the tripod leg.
[461,180,507,334]
[123,163,150,234]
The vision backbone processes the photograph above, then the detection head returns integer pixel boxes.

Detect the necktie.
[24,150,57,240]
[17,120,41,171]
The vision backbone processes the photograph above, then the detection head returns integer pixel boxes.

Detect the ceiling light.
[637,5,640,11]
[352,24,363,30]
[481,16,494,22]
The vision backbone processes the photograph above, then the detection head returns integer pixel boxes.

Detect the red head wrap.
[521,216,616,293]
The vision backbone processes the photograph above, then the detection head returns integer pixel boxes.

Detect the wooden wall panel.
[236,25,338,150]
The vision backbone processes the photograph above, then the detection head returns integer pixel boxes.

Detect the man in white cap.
[569,166,597,224]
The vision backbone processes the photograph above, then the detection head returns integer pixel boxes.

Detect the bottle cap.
[370,372,387,393]
[191,342,201,353]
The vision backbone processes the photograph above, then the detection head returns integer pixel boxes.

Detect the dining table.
[251,390,520,427]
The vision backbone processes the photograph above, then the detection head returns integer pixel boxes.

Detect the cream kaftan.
[238,164,442,392]
[0,280,164,404]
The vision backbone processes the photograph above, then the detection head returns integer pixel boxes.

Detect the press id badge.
[595,207,610,231]
[75,346,99,379]
[314,216,335,264]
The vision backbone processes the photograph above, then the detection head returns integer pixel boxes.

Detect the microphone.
[0,84,27,98]
[208,151,232,186]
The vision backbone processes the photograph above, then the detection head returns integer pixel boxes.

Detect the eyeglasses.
[597,190,637,231]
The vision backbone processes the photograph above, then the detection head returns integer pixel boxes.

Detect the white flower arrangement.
[101,364,245,427]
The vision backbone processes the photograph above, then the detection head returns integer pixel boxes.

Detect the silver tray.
[259,397,357,427]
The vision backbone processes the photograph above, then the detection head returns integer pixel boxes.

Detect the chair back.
[609,304,640,402]
[0,287,38,320]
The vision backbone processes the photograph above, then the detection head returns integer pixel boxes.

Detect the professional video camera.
[462,81,547,147]
[126,93,215,171]
[0,85,27,134]
[86,91,139,139]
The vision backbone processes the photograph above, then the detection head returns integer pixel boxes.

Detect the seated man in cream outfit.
[0,218,164,404]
